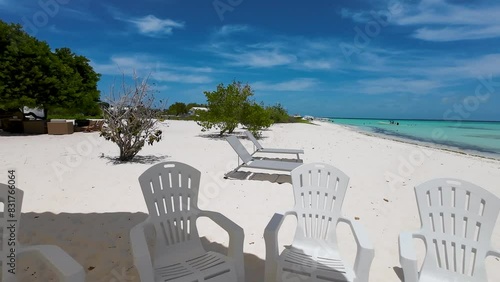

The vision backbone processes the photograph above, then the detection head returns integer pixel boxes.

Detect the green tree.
[167,102,188,116]
[0,20,101,118]
[266,103,291,123]
[241,102,272,137]
[196,81,253,136]
[54,48,101,116]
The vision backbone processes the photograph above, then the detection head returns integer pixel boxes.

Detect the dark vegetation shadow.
[393,266,404,281]
[0,130,38,137]
[196,130,272,141]
[99,154,169,165]
[19,212,265,282]
[196,131,246,140]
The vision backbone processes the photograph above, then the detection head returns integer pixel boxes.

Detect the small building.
[189,107,208,116]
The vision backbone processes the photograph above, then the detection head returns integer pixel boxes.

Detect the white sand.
[1,120,499,281]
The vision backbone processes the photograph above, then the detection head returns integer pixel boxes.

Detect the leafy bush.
[241,102,272,137]
[196,81,253,136]
[166,102,188,116]
[266,103,291,123]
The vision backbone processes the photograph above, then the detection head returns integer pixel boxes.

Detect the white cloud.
[224,50,297,68]
[342,0,500,41]
[253,78,318,91]
[413,25,500,42]
[302,60,333,70]
[393,0,500,41]
[91,55,211,84]
[355,77,442,95]
[153,71,212,84]
[215,25,249,36]
[423,53,500,78]
[121,15,184,36]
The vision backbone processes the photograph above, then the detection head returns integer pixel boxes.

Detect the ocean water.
[328,118,500,159]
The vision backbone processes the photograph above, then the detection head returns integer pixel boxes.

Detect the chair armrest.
[263,211,296,282]
[199,210,245,282]
[18,244,85,282]
[487,248,500,259]
[338,217,374,282]
[130,220,155,282]
[398,231,419,282]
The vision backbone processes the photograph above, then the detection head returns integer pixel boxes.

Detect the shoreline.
[324,121,500,162]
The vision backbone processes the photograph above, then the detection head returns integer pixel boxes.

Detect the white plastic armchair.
[0,184,85,282]
[130,161,245,282]
[264,163,374,282]
[399,178,500,282]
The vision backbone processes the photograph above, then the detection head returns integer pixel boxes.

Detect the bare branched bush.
[100,73,164,161]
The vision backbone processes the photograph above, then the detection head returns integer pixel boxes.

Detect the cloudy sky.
[1,0,500,120]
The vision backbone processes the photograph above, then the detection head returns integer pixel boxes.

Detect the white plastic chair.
[0,184,85,282]
[399,178,500,282]
[130,161,245,282]
[264,163,374,282]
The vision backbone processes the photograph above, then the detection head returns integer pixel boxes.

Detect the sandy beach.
[1,120,499,281]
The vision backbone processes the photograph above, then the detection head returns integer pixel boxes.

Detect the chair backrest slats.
[416,178,500,281]
[138,162,202,250]
[290,163,349,243]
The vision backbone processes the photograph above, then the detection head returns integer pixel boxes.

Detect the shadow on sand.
[196,131,273,141]
[99,154,170,165]
[393,266,404,281]
[18,212,265,282]
[225,170,292,184]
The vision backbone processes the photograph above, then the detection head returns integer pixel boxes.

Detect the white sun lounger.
[225,136,302,176]
[244,131,304,159]
[0,184,85,282]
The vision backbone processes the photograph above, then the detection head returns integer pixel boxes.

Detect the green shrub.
[241,102,272,138]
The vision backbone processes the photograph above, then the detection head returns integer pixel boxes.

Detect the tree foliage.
[196,81,273,136]
[0,20,101,117]
[100,74,163,161]
[196,81,253,136]
[167,102,188,116]
[266,103,291,123]
[241,102,272,137]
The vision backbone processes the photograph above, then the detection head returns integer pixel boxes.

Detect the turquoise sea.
[328,118,500,159]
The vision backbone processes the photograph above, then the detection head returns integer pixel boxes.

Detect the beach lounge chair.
[130,162,245,282]
[264,163,374,282]
[0,183,85,282]
[399,178,500,282]
[244,131,304,159]
[225,136,302,176]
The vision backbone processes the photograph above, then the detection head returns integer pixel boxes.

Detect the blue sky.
[1,0,500,120]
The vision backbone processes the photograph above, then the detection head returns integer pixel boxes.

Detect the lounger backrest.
[138,162,204,254]
[244,131,263,150]
[290,163,349,244]
[0,183,23,281]
[415,178,500,281]
[226,136,253,163]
